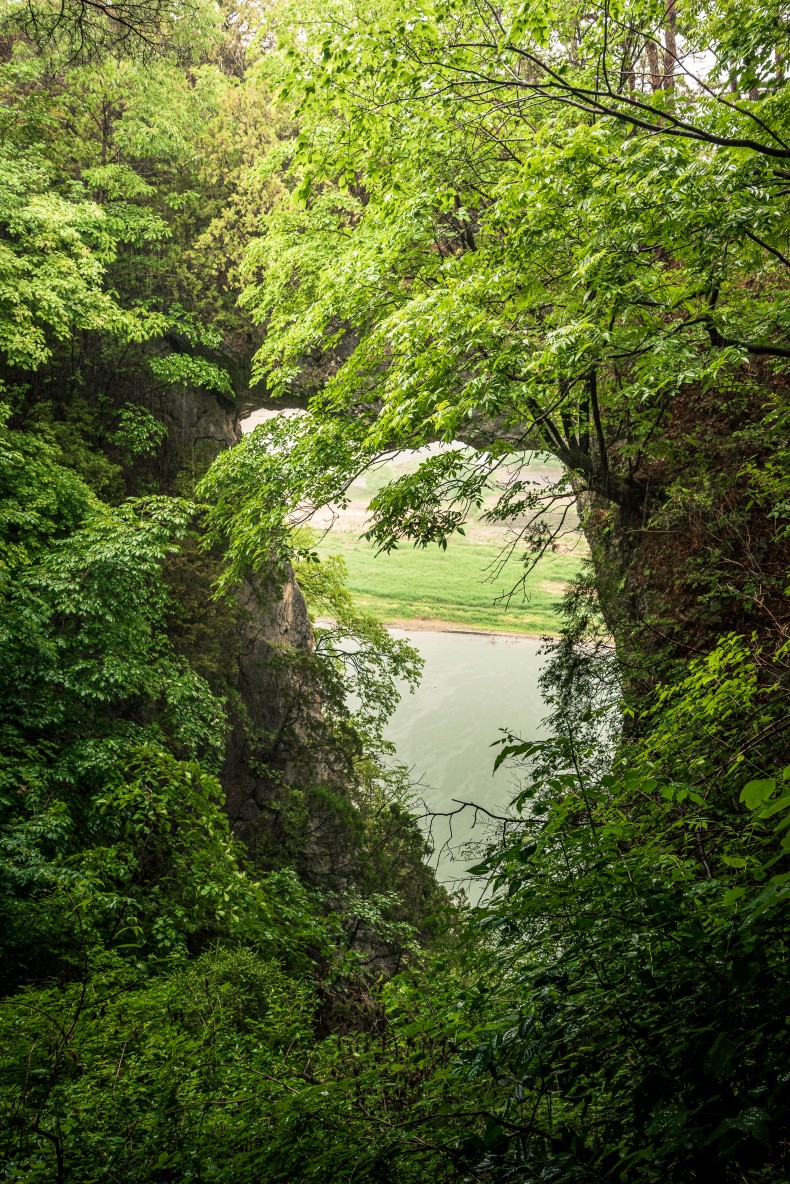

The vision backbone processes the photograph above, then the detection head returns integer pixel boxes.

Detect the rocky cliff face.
[221,568,321,855]
[149,385,239,492]
[154,383,329,864]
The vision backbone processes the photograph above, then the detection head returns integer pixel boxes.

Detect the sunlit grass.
[316,532,584,635]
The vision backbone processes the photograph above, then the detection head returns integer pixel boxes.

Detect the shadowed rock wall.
[222,569,322,854]
[151,381,325,861]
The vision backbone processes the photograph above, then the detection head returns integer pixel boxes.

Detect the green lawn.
[317,532,583,635]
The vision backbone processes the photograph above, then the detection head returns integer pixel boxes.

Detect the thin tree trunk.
[663,0,677,89]
[646,40,661,91]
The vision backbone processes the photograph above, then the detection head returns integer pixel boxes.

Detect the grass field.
[316,532,583,635]
[239,422,584,633]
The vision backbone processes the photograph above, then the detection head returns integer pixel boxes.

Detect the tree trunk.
[645,40,662,91]
[663,0,677,89]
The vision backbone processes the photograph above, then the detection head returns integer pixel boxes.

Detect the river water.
[384,629,549,894]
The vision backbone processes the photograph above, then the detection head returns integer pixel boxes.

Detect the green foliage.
[197,413,372,588]
[150,353,234,395]
[109,403,168,459]
[0,416,231,976]
[0,17,290,497]
[432,634,790,1180]
[243,634,789,1183]
[0,147,138,372]
[196,0,790,1175]
[0,947,318,1182]
[294,539,422,742]
[0,413,439,1180]
[231,0,790,593]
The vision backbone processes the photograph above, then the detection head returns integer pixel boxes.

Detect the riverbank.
[385,617,550,639]
[316,615,551,639]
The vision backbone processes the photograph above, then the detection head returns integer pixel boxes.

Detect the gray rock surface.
[221,568,320,850]
[153,379,326,858]
[149,386,238,490]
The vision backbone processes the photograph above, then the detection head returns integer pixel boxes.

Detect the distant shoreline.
[385,617,553,639]
[314,615,555,640]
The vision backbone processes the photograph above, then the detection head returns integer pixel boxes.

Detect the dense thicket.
[1,0,790,1180]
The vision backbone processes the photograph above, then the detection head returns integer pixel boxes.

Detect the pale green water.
[385,629,549,893]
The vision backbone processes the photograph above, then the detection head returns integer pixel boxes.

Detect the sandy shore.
[315,615,554,640]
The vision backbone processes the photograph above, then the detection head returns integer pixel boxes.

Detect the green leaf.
[759,794,790,819]
[740,779,776,810]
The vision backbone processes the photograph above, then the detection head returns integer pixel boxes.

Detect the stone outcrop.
[147,377,324,858]
[221,567,320,853]
[149,386,239,491]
